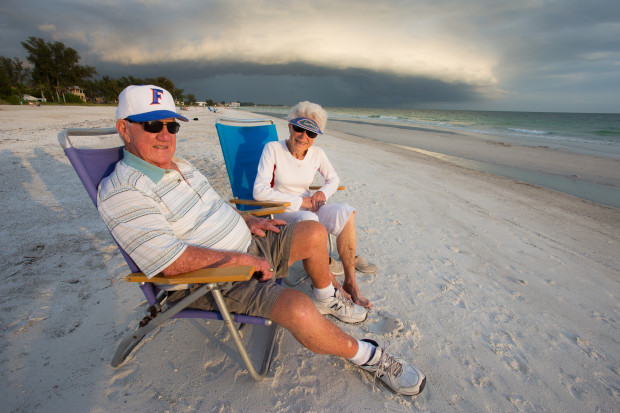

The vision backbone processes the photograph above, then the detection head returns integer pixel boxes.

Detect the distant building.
[66,86,86,102]
[23,94,46,102]
[228,102,240,108]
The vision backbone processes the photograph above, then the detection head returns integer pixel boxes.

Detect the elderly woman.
[253,101,376,308]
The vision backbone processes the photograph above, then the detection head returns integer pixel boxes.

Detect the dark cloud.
[96,60,482,107]
[1,0,619,112]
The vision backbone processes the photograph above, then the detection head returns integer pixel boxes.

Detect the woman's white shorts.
[273,203,356,237]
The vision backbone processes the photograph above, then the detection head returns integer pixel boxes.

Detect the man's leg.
[287,220,367,323]
[270,288,358,358]
[287,220,332,288]
[269,279,427,396]
[270,221,425,395]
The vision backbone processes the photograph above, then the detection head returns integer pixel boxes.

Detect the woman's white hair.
[288,101,328,132]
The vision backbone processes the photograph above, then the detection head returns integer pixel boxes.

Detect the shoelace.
[369,342,404,389]
[377,353,404,378]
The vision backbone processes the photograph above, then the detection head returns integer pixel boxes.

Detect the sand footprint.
[360,309,403,336]
[591,311,616,326]
[575,335,604,361]
[487,330,529,374]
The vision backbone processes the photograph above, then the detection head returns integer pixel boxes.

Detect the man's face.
[120,118,177,169]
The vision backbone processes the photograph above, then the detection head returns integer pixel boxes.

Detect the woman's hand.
[301,196,313,210]
[310,191,326,212]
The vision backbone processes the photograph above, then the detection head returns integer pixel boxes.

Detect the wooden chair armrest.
[309,186,346,191]
[126,266,255,284]
[230,199,291,208]
[239,206,290,216]
[229,199,290,216]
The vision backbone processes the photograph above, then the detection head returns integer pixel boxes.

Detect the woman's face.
[288,118,318,154]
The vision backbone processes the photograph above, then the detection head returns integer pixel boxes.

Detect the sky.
[1,0,619,113]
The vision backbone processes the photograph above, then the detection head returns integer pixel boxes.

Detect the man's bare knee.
[294,220,327,247]
[290,220,329,266]
[271,289,317,326]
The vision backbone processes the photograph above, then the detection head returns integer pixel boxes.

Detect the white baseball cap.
[116,85,189,122]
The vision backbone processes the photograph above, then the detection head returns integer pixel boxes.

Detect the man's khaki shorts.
[168,223,295,319]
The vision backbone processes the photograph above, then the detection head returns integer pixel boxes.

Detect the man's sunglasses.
[127,119,181,134]
[291,124,318,139]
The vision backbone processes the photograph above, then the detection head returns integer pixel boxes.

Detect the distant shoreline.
[249,109,620,209]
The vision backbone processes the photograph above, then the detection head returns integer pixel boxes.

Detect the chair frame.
[58,127,285,381]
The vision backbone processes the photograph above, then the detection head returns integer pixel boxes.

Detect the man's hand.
[251,255,275,282]
[243,215,287,237]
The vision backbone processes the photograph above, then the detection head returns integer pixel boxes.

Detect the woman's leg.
[337,213,371,308]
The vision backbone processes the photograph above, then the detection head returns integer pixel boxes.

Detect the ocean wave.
[508,128,550,135]
[346,113,455,128]
[406,119,454,128]
[378,115,408,121]
[593,129,620,137]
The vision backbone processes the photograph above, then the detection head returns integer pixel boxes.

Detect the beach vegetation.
[21,37,97,104]
[0,66,11,96]
[2,36,221,106]
[185,93,197,106]
[0,56,30,104]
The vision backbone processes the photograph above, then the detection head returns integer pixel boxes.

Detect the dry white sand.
[1,105,619,412]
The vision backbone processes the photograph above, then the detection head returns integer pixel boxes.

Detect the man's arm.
[163,245,275,281]
[163,215,288,279]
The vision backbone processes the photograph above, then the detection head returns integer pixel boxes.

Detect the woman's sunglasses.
[291,124,318,139]
[127,119,181,134]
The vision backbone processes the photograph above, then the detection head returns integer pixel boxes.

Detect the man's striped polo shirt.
[97,150,251,280]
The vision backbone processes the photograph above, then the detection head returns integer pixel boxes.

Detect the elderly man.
[97,85,425,396]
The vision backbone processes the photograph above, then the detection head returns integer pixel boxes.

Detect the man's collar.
[122,149,178,183]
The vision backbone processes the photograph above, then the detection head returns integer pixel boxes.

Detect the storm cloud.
[1,0,618,112]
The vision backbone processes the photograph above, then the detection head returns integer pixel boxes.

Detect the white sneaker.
[329,257,345,276]
[359,339,426,396]
[313,288,367,323]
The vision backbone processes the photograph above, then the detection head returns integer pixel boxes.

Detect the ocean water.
[253,107,620,159]
[326,108,620,160]
[248,107,620,208]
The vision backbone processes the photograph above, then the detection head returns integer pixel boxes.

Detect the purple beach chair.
[58,127,282,381]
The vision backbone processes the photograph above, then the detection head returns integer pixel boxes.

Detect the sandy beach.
[1,105,619,412]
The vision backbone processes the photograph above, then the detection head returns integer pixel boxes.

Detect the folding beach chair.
[58,127,285,381]
[215,117,344,286]
[215,117,287,214]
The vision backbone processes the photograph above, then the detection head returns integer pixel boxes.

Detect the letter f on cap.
[151,88,164,105]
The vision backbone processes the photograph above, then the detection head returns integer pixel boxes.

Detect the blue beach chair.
[58,127,285,381]
[215,117,344,286]
[215,117,288,214]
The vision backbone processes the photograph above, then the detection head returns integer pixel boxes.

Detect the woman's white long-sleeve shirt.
[253,140,340,212]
